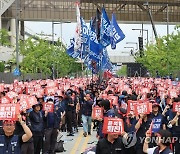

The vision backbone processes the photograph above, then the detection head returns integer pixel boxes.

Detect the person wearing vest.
[29,103,44,154]
[0,115,32,154]
[143,129,173,154]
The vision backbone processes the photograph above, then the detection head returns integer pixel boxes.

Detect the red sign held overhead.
[45,87,57,95]
[27,96,38,108]
[108,95,118,107]
[92,106,103,119]
[43,102,54,112]
[127,100,138,115]
[18,99,29,111]
[0,96,11,104]
[6,91,18,102]
[26,87,35,95]
[102,117,124,135]
[0,84,4,92]
[173,102,180,112]
[134,102,151,115]
[0,104,20,121]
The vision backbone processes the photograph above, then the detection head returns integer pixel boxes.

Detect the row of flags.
[66,3,125,74]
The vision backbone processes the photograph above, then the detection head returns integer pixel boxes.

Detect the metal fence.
[0,72,50,84]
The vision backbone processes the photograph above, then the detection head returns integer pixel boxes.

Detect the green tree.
[0,62,5,72]
[135,26,180,77]
[116,65,127,77]
[0,29,10,46]
[19,37,82,77]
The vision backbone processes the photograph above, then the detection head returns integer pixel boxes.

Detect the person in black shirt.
[96,133,125,154]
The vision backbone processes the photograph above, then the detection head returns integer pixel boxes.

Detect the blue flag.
[100,8,111,47]
[66,38,80,59]
[89,19,102,63]
[80,17,89,59]
[101,48,113,71]
[110,13,125,49]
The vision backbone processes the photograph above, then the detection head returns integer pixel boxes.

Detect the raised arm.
[18,115,32,142]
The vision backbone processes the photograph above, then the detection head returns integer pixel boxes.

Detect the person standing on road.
[81,93,93,137]
[29,103,44,154]
[43,98,63,154]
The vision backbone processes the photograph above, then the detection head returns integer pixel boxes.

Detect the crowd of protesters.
[0,77,179,154]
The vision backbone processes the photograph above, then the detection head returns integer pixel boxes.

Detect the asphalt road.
[57,127,98,154]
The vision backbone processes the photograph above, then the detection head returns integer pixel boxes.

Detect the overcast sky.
[25,21,176,56]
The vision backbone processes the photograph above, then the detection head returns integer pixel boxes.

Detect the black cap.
[157,129,172,146]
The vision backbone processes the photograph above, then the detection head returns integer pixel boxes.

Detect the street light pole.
[52,22,55,79]
[15,0,19,72]
[132,29,149,46]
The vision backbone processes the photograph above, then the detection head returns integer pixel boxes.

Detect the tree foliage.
[19,37,82,77]
[116,65,127,77]
[0,62,5,72]
[0,29,10,46]
[135,26,180,77]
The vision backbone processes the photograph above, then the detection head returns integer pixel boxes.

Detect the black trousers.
[21,141,34,154]
[33,135,43,154]
[66,111,73,133]
[43,128,58,154]
[72,111,78,129]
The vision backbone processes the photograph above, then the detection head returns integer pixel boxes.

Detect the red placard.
[92,106,103,119]
[127,100,138,115]
[18,99,29,111]
[36,89,44,98]
[6,91,18,102]
[47,81,58,87]
[134,102,151,115]
[27,96,38,108]
[173,102,180,112]
[102,117,124,135]
[18,94,29,100]
[45,87,57,95]
[169,90,178,98]
[26,87,35,95]
[0,96,11,104]
[43,102,54,112]
[13,86,22,94]
[0,84,4,92]
[108,95,118,107]
[0,104,20,121]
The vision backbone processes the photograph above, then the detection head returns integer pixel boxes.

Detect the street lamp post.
[52,22,55,79]
[132,29,149,46]
[52,21,71,79]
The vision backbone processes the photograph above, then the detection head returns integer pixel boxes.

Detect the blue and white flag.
[89,19,103,62]
[66,38,80,59]
[101,48,113,71]
[100,8,111,47]
[80,17,89,59]
[110,13,125,49]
